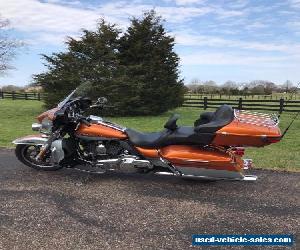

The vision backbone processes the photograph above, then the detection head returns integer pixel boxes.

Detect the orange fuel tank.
[160,145,242,172]
[76,123,128,139]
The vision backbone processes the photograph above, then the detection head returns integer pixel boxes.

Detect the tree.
[118,10,184,115]
[34,11,184,116]
[0,84,24,92]
[34,20,122,109]
[245,80,277,95]
[202,80,218,94]
[282,80,293,93]
[185,78,201,93]
[0,16,21,74]
[221,81,238,95]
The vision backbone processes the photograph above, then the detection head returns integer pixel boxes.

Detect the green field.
[0,99,299,171]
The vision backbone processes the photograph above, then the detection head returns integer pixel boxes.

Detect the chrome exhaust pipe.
[154,171,175,176]
[96,157,152,169]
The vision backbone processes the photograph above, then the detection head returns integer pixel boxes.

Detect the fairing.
[37,107,59,122]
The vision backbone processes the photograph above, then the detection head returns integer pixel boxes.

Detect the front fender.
[12,134,48,145]
[12,135,65,165]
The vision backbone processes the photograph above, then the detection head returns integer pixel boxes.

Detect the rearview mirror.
[97,97,108,104]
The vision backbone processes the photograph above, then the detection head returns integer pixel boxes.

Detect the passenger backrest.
[194,105,234,133]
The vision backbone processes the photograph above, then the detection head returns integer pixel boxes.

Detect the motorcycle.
[13,82,282,181]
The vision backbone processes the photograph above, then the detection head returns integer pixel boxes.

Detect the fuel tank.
[160,145,244,179]
[76,123,128,139]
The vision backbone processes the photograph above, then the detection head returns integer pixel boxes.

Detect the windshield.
[57,81,97,108]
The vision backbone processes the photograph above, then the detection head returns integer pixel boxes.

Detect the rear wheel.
[15,144,63,171]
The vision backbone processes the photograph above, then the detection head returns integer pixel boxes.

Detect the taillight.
[262,136,282,144]
[232,147,245,156]
[267,136,282,144]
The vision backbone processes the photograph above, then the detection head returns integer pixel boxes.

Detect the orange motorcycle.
[13,83,282,181]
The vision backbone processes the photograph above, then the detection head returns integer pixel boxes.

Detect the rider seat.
[126,105,234,148]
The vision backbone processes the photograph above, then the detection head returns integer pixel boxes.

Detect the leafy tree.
[34,20,122,109]
[35,11,184,115]
[0,16,22,75]
[118,10,184,115]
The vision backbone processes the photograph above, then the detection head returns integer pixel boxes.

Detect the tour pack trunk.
[212,110,282,147]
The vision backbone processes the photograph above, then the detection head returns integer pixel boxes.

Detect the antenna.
[278,81,300,117]
[280,81,300,139]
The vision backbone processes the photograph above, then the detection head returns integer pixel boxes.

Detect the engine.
[79,139,152,172]
[80,140,125,159]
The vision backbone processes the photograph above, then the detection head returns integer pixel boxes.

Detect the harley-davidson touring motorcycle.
[13,82,282,181]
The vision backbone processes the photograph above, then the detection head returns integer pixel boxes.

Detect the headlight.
[41,118,53,130]
[32,118,53,133]
[32,123,42,131]
[41,118,53,134]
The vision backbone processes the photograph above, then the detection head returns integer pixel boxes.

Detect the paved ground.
[0,149,299,250]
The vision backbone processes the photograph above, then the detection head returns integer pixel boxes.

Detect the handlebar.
[56,97,115,127]
[76,114,91,127]
[89,104,115,109]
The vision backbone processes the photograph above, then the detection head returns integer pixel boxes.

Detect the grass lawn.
[0,99,299,171]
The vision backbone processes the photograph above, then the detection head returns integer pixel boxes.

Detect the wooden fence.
[183,97,300,113]
[0,91,45,101]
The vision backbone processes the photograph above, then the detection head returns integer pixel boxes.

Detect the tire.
[15,144,63,171]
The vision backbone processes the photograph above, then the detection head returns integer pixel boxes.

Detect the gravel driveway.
[0,149,299,249]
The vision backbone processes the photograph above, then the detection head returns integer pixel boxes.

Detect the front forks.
[35,129,61,161]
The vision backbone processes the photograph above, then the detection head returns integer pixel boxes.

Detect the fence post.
[12,91,15,100]
[204,97,208,110]
[38,93,41,101]
[238,97,243,110]
[0,91,3,99]
[279,98,285,114]
[25,93,28,100]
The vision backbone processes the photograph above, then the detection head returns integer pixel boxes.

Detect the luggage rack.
[234,109,279,127]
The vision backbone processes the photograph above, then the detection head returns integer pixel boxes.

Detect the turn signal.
[232,147,245,156]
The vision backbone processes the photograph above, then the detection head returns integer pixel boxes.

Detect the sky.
[0,0,300,86]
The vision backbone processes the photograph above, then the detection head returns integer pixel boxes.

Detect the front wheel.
[15,144,63,171]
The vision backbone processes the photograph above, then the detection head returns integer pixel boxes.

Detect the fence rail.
[183,96,300,113]
[0,91,45,101]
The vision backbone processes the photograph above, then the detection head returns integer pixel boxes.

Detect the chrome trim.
[243,159,254,170]
[177,159,209,163]
[243,175,257,181]
[12,136,48,145]
[88,115,103,122]
[97,120,126,132]
[234,109,279,127]
[96,156,152,169]
[154,172,175,176]
[32,123,42,131]
[177,166,244,180]
[159,157,181,176]
[50,140,64,164]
